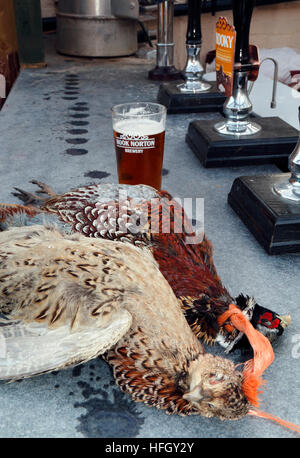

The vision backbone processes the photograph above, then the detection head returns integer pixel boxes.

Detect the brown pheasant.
[0,224,262,420]
[10,181,290,353]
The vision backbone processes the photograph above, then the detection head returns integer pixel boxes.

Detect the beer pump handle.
[232,0,256,66]
[186,0,202,45]
[178,0,212,92]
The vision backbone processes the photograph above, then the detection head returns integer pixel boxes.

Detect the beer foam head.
[114,119,165,136]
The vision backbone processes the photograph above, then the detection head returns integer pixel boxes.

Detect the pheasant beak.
[183,386,204,403]
[183,385,213,404]
[279,315,291,329]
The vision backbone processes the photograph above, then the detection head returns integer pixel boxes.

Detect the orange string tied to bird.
[218,304,300,434]
[218,303,274,407]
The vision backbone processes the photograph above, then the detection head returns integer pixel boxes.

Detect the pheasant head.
[183,354,249,420]
[219,294,291,353]
[182,293,291,353]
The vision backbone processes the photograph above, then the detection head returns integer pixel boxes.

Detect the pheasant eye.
[209,373,224,384]
[261,319,272,327]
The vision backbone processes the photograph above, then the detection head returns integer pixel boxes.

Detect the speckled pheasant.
[0,224,273,421]
[9,181,290,353]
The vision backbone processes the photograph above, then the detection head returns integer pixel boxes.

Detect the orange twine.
[218,303,274,406]
[249,410,300,434]
[218,304,300,433]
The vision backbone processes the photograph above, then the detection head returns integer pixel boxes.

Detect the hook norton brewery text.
[113,119,165,190]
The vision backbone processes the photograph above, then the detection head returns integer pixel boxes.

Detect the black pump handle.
[186,0,202,45]
[233,0,256,65]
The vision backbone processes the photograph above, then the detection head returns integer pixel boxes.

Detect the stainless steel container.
[56,0,139,57]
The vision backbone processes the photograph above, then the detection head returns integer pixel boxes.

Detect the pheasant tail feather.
[0,204,39,223]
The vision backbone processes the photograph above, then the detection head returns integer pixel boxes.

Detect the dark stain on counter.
[84,170,111,179]
[66,149,88,156]
[67,129,89,135]
[72,364,84,377]
[66,138,89,145]
[74,382,145,438]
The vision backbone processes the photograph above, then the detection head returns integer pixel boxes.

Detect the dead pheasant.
[0,224,276,420]
[0,224,298,432]
[10,181,290,353]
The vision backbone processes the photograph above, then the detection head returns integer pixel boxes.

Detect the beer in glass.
[112,102,167,190]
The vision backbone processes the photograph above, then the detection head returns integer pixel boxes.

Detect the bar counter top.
[0,36,299,438]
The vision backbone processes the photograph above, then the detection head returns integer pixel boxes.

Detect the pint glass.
[112,102,167,190]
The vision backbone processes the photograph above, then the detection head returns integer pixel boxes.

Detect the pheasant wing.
[0,310,131,381]
[0,225,134,380]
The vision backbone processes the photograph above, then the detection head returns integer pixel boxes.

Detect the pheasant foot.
[12,181,58,206]
[12,187,46,205]
[30,180,57,198]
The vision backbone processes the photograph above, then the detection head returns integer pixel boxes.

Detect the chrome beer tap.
[274,107,300,202]
[149,0,181,81]
[214,0,277,136]
[178,0,211,93]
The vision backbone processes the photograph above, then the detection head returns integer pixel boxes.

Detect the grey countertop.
[0,35,299,438]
